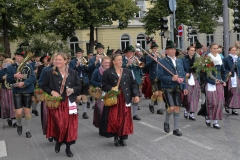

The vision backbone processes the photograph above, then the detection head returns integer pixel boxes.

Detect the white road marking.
[139,121,214,150]
[180,136,214,150]
[0,141,7,158]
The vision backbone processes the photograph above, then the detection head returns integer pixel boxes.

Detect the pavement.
[1,98,240,160]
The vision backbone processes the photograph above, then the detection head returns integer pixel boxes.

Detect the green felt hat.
[195,40,202,49]
[165,39,176,49]
[87,50,93,55]
[106,46,113,56]
[124,45,135,53]
[150,41,159,49]
[34,50,42,57]
[95,43,105,49]
[14,48,25,57]
[76,47,83,53]
[40,53,51,63]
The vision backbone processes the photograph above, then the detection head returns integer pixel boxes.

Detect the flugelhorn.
[131,56,145,68]
[77,56,88,66]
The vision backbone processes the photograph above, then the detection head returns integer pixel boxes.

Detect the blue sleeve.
[222,58,230,74]
[90,70,102,88]
[38,67,47,87]
[221,64,227,82]
[6,66,16,84]
[204,72,216,85]
[69,60,77,70]
[0,69,5,83]
[146,56,155,68]
[87,57,96,72]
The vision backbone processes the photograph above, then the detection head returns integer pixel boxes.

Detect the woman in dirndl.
[90,56,111,132]
[223,46,240,115]
[204,43,227,129]
[42,52,81,157]
[100,54,140,146]
[182,46,201,121]
[0,58,16,127]
[38,54,57,141]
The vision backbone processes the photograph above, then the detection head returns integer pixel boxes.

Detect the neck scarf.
[229,54,238,63]
[99,65,105,75]
[208,53,222,65]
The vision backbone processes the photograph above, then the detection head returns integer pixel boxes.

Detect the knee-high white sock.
[25,116,32,132]
[32,101,38,110]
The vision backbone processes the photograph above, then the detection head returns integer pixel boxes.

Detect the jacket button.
[124,82,126,84]
[126,88,128,90]
[127,94,129,95]
[59,81,61,83]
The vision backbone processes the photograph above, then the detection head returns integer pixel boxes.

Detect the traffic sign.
[178,25,183,37]
[169,0,177,12]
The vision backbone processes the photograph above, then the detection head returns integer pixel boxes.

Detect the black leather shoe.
[189,116,196,121]
[55,142,62,153]
[92,105,95,110]
[65,149,73,157]
[149,104,154,113]
[90,97,93,102]
[133,115,141,120]
[79,102,82,106]
[119,140,127,146]
[184,112,188,119]
[154,100,158,105]
[82,112,89,119]
[26,131,32,138]
[232,110,239,115]
[137,106,140,110]
[87,102,90,108]
[157,109,164,115]
[205,122,211,127]
[213,123,221,129]
[164,122,170,133]
[12,122,17,128]
[7,119,12,126]
[114,136,119,146]
[173,129,182,136]
[17,126,22,135]
[32,110,39,116]
[48,137,53,142]
[225,107,230,113]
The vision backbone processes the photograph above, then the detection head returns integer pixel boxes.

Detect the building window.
[237,33,240,41]
[189,32,198,46]
[176,36,183,49]
[136,0,144,18]
[137,34,147,50]
[70,37,79,56]
[121,34,130,50]
[206,34,214,47]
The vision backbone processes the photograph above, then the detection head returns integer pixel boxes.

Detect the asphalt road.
[1,97,240,160]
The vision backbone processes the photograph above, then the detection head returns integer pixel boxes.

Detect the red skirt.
[46,98,78,142]
[142,74,152,99]
[103,91,133,137]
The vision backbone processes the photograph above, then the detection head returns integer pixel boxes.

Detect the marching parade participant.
[88,42,105,72]
[91,56,111,133]
[42,52,81,157]
[86,50,94,108]
[69,47,90,119]
[158,39,188,136]
[38,54,57,142]
[36,53,51,80]
[141,52,152,99]
[146,40,164,114]
[195,40,203,57]
[223,46,240,115]
[30,49,42,116]
[100,53,139,146]
[122,45,143,120]
[7,48,36,138]
[106,47,113,58]
[182,46,201,120]
[204,43,226,129]
[0,58,16,127]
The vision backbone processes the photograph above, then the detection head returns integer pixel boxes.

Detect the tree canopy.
[141,0,223,35]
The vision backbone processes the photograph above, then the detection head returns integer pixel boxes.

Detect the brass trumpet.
[98,52,107,57]
[131,56,145,68]
[77,57,88,66]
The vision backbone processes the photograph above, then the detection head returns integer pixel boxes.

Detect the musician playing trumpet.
[69,47,90,119]
[122,45,143,120]
[146,40,164,115]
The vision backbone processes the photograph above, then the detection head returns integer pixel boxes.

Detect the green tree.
[142,0,222,35]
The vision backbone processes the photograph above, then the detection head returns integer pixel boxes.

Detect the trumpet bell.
[136,43,141,48]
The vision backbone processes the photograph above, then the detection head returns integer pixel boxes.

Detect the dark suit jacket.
[69,59,89,84]
[102,67,139,104]
[87,56,101,73]
[223,55,240,77]
[146,54,161,80]
[158,56,187,90]
[41,68,82,103]
[90,68,102,88]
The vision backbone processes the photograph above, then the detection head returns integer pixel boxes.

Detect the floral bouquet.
[34,88,45,101]
[191,55,217,77]
[45,94,62,109]
[103,90,121,107]
[89,86,103,99]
